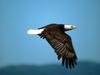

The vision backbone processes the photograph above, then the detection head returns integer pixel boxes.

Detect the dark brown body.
[39,24,77,69]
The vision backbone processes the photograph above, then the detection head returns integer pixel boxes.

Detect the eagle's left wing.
[39,29,77,69]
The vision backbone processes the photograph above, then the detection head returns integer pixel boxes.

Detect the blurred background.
[0,0,100,75]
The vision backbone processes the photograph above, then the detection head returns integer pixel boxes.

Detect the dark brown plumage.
[38,24,77,69]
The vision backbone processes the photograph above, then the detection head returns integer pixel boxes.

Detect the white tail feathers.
[27,28,45,35]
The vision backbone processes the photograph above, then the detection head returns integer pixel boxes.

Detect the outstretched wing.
[39,29,77,69]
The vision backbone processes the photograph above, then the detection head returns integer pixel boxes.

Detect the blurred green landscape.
[0,61,100,75]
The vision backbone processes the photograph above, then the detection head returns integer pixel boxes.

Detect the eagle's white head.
[64,25,77,31]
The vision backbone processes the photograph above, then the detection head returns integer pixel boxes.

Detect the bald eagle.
[27,24,77,69]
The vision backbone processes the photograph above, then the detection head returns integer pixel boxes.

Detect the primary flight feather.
[27,23,77,69]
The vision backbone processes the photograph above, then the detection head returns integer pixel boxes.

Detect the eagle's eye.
[71,25,73,29]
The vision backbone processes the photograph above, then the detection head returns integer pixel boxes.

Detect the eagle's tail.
[27,28,45,35]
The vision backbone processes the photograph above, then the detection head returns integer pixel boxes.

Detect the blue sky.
[0,0,100,67]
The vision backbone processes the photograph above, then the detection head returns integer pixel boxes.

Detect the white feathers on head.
[64,25,77,30]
